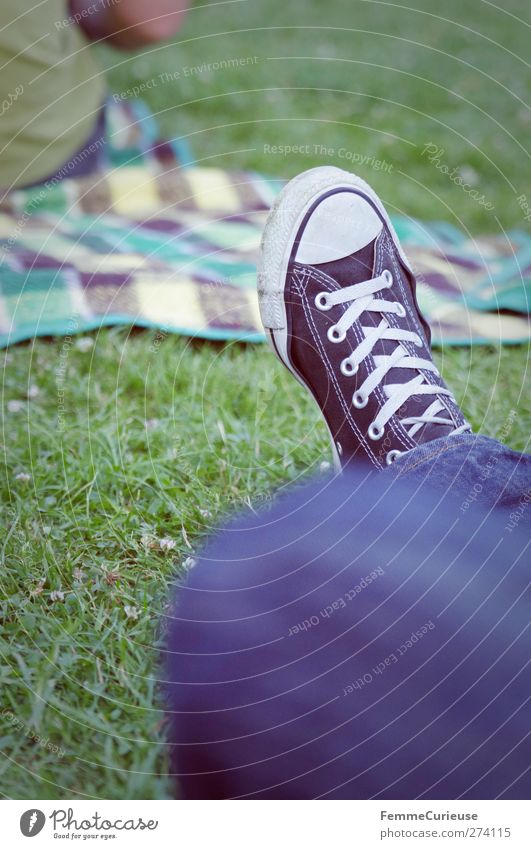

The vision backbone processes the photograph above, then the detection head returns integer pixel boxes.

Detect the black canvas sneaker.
[258,166,470,470]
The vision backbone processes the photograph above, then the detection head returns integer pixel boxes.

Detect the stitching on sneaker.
[391,435,474,476]
[374,234,417,452]
[292,267,381,468]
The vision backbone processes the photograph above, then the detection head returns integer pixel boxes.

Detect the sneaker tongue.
[413,421,457,444]
[314,240,375,285]
[313,239,453,443]
[314,239,406,374]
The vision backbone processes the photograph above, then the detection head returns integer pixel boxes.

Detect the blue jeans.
[386,433,529,514]
[164,435,530,799]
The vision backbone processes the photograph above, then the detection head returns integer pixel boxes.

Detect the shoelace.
[315,269,469,461]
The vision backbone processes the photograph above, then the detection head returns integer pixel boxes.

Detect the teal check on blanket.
[0,101,529,349]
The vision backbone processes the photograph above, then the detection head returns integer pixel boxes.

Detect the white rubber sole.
[257,166,411,471]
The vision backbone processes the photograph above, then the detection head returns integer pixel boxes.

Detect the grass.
[1,0,530,799]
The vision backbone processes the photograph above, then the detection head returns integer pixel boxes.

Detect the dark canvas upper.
[280,187,468,468]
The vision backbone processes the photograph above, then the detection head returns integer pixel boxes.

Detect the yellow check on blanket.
[0,102,529,348]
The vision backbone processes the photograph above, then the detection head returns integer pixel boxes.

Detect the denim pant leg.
[385,433,531,519]
[164,462,529,800]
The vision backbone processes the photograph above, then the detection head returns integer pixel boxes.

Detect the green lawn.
[1,0,530,799]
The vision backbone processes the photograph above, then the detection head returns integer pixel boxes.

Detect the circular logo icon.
[20,810,46,837]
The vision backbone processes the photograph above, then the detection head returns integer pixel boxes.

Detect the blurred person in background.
[0,0,188,193]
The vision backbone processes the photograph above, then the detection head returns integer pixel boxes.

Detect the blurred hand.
[70,0,188,49]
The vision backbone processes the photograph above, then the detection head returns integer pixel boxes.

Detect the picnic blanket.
[1,101,530,348]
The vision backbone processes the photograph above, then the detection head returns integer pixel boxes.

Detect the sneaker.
[258,166,470,469]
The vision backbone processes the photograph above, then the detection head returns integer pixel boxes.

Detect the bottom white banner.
[2,799,528,848]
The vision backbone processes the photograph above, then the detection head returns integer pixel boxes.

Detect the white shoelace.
[315,269,469,458]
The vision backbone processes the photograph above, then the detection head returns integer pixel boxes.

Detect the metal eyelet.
[327,325,346,343]
[340,358,358,377]
[315,292,332,311]
[386,449,402,465]
[395,303,406,318]
[352,391,368,409]
[383,269,393,287]
[368,422,384,440]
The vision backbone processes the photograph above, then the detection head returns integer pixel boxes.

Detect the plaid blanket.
[1,101,529,348]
